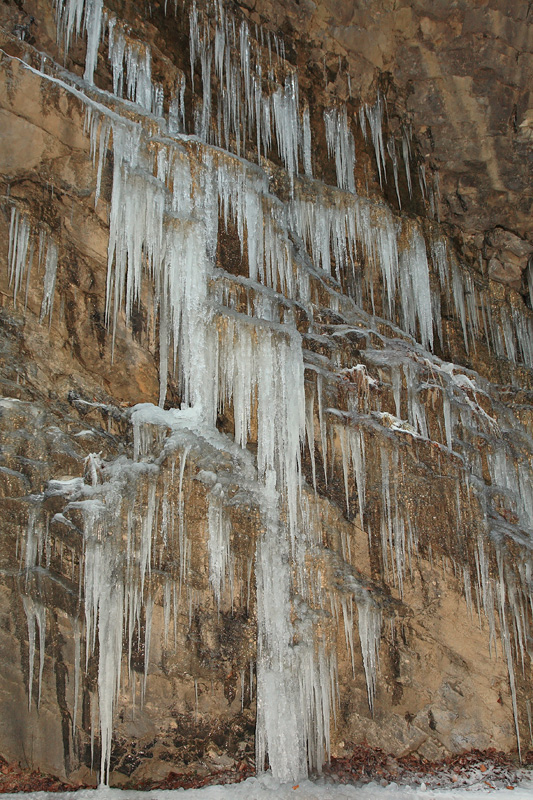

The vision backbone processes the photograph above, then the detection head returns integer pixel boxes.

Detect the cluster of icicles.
[4,0,533,785]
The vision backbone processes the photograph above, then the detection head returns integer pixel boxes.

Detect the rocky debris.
[0,746,528,792]
[0,755,84,793]
[135,760,255,791]
[0,751,255,792]
[323,746,526,790]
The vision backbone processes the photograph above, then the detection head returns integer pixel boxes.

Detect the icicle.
[324,106,356,193]
[108,17,125,96]
[22,595,46,709]
[272,72,301,185]
[403,363,428,438]
[365,94,386,187]
[387,138,401,208]
[93,117,111,209]
[356,598,381,714]
[398,225,433,350]
[207,483,231,607]
[39,236,59,326]
[442,390,453,450]
[340,428,351,515]
[305,387,317,491]
[380,446,391,577]
[55,0,104,85]
[83,0,103,84]
[317,374,328,486]
[302,103,313,178]
[402,127,412,198]
[419,163,427,201]
[433,171,441,222]
[256,469,333,780]
[339,426,366,526]
[142,593,154,704]
[72,618,81,736]
[527,258,533,310]
[8,208,32,308]
[358,106,367,141]
[496,552,521,760]
[189,0,199,86]
[340,595,355,676]
[500,306,516,364]
[168,75,186,135]
[391,364,402,419]
[475,536,497,653]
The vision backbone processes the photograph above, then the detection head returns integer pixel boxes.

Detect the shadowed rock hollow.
[0,0,532,787]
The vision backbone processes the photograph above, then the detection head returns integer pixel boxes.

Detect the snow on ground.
[1,775,533,800]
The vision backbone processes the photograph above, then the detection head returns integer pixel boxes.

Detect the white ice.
[3,777,533,799]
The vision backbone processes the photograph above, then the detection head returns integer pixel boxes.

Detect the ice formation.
[55,0,104,83]
[324,106,356,194]
[8,208,59,323]
[4,0,533,787]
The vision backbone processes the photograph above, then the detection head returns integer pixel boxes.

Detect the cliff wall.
[0,0,532,785]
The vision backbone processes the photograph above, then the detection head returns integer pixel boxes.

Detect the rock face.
[0,0,532,787]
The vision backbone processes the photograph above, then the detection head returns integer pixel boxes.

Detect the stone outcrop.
[0,0,532,787]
